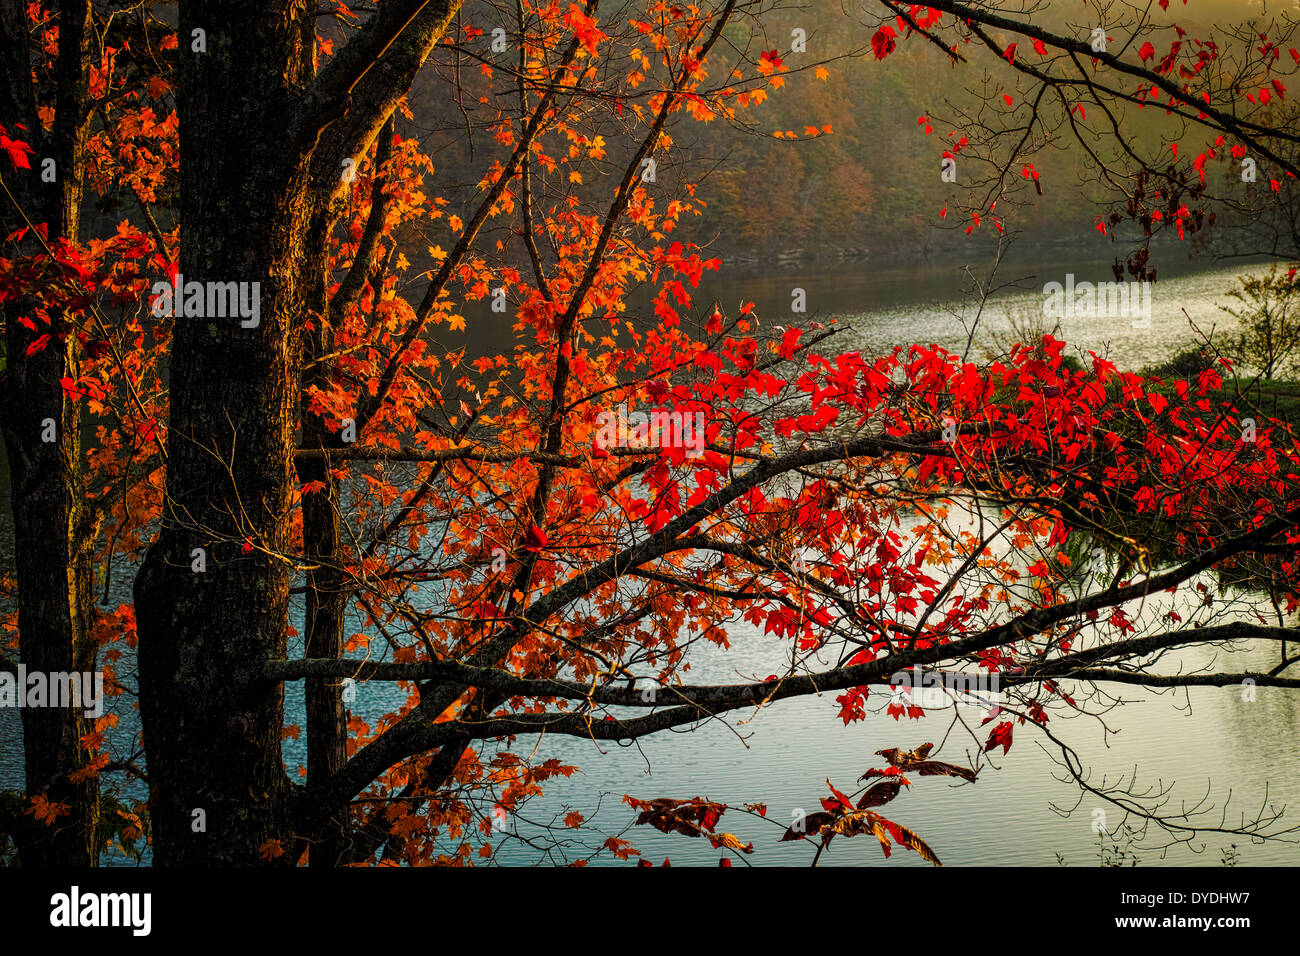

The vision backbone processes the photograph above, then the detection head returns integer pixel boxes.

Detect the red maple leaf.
[984,721,1014,755]
[522,524,548,553]
[871,26,896,60]
[0,130,34,169]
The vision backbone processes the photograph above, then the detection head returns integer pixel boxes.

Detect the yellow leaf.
[710,832,754,853]
[815,65,830,82]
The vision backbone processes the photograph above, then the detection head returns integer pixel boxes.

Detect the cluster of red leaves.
[626,746,972,865]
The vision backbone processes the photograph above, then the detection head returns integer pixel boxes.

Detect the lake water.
[4,248,1298,867]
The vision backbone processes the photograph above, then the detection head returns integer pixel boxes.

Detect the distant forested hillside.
[400,0,1296,265]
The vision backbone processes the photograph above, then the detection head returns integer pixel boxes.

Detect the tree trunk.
[0,0,100,867]
[133,0,318,866]
[133,0,461,865]
[297,203,350,867]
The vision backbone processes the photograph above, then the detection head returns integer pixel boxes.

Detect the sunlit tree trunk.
[134,0,318,866]
[134,0,461,866]
[0,0,100,867]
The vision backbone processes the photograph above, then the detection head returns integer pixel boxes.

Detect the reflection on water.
[469,603,1300,867]
[3,251,1298,866]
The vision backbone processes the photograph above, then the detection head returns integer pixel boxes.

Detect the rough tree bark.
[133,0,322,866]
[133,0,460,866]
[0,0,101,867]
